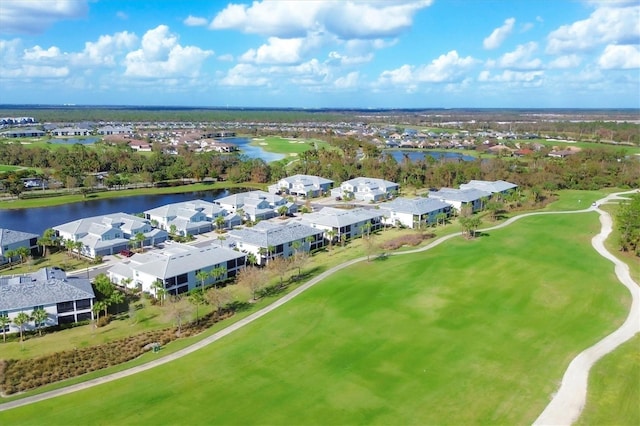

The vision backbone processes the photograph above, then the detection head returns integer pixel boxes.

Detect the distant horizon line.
[1,104,639,112]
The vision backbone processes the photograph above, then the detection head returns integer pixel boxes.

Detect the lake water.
[0,189,236,236]
[225,137,286,162]
[385,150,475,163]
[50,137,101,145]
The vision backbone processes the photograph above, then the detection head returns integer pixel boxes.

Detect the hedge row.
[1,309,234,395]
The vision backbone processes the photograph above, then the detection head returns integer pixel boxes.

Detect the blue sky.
[0,0,638,108]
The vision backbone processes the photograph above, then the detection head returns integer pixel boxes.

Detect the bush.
[379,233,435,250]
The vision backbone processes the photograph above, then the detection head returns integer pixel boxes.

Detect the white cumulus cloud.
[240,37,305,64]
[495,42,542,70]
[546,4,640,54]
[379,50,476,86]
[124,25,213,78]
[211,0,432,39]
[483,18,515,50]
[598,44,640,69]
[0,0,89,34]
[184,15,208,27]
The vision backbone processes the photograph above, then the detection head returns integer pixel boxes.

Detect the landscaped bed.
[0,211,630,424]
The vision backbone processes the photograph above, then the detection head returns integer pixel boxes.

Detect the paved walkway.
[1,190,638,420]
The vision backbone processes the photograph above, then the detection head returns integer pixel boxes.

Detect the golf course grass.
[251,136,332,155]
[576,333,640,426]
[0,210,631,424]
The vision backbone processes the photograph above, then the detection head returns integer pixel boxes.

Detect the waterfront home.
[226,221,324,266]
[378,197,452,228]
[215,190,297,222]
[298,206,383,241]
[268,174,334,198]
[107,242,246,296]
[0,228,39,265]
[459,180,518,196]
[330,177,399,202]
[428,188,491,213]
[144,199,240,236]
[0,267,94,333]
[53,213,169,258]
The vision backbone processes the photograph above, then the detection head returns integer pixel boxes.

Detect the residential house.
[459,180,518,196]
[53,213,168,258]
[226,221,324,266]
[97,125,134,135]
[50,126,91,136]
[268,174,334,198]
[428,188,492,213]
[107,243,246,296]
[378,197,452,228]
[0,267,94,333]
[330,177,399,202]
[215,190,297,222]
[144,199,241,236]
[0,228,39,265]
[298,207,383,242]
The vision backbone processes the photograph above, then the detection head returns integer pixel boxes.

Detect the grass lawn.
[251,136,332,155]
[519,138,640,155]
[576,334,640,426]
[0,164,26,172]
[0,211,630,425]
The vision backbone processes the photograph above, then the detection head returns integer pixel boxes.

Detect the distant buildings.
[331,177,399,202]
[215,190,297,222]
[0,267,95,333]
[268,174,334,198]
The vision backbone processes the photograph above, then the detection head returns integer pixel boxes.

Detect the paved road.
[1,190,637,418]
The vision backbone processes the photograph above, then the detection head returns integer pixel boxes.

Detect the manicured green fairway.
[251,136,331,155]
[577,334,640,426]
[0,212,630,425]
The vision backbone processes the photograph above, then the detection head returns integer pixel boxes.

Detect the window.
[76,299,91,310]
[0,311,7,332]
[57,301,74,313]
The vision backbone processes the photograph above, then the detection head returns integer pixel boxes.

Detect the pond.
[49,137,101,145]
[385,150,475,163]
[225,137,286,162]
[0,189,239,237]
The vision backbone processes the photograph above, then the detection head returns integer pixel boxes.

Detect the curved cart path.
[1,190,637,419]
[533,190,639,426]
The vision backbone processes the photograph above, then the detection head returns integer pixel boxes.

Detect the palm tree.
[31,308,48,336]
[16,246,30,264]
[169,224,178,238]
[64,239,75,258]
[0,315,10,342]
[210,266,227,287]
[247,252,257,266]
[436,212,448,226]
[152,278,167,306]
[216,234,227,247]
[13,312,31,344]
[109,290,124,313]
[196,270,209,294]
[277,205,288,217]
[38,228,57,257]
[92,301,107,323]
[326,229,336,250]
[73,241,83,259]
[188,289,206,324]
[133,232,145,252]
[4,249,17,269]
[215,215,225,232]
